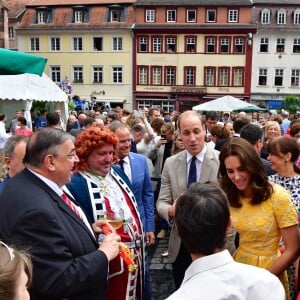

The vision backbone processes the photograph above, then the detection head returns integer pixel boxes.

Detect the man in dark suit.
[0,127,120,300]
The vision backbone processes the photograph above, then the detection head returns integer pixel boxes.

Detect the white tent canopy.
[0,73,68,128]
[192,95,262,112]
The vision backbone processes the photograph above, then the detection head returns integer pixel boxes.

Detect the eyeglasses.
[53,150,77,158]
[0,241,15,261]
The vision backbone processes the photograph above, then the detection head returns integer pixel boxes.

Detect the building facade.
[6,0,28,50]
[133,0,256,112]
[16,0,136,110]
[0,0,9,48]
[251,0,300,110]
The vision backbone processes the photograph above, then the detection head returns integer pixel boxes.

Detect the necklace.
[87,170,108,195]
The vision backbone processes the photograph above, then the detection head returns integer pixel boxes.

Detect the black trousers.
[172,242,192,289]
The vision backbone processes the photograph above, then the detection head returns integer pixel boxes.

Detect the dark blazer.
[0,168,109,300]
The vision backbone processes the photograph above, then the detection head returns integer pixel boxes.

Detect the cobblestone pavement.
[148,236,175,300]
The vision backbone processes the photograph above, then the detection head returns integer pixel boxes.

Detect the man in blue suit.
[109,122,155,300]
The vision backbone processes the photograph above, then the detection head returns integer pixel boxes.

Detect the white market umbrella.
[192,95,262,112]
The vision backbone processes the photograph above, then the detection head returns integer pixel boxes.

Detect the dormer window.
[38,11,46,23]
[109,5,122,22]
[277,8,286,24]
[261,8,270,24]
[74,10,83,23]
[294,9,300,24]
[72,6,89,24]
[111,10,120,22]
[35,7,52,24]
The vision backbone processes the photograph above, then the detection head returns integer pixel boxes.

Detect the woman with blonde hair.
[0,241,32,300]
[261,120,281,159]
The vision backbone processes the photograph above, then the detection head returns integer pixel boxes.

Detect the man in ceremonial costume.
[67,126,144,300]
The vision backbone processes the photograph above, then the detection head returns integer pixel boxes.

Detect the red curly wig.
[74,127,119,172]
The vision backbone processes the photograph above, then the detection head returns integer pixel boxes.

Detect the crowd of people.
[0,104,299,300]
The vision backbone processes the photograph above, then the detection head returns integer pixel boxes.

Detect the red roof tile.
[6,0,28,18]
[27,0,136,6]
[19,5,135,29]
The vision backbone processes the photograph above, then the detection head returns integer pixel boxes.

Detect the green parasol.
[0,48,47,76]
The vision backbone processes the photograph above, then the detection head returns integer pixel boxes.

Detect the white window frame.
[50,66,61,83]
[8,27,14,39]
[166,37,176,53]
[277,9,286,24]
[234,38,244,53]
[228,9,238,22]
[219,68,229,86]
[185,68,195,86]
[72,66,83,83]
[72,37,83,51]
[146,9,155,22]
[92,66,103,83]
[261,8,270,24]
[138,67,148,85]
[152,37,162,53]
[206,9,216,22]
[112,37,123,51]
[167,10,176,22]
[186,9,196,22]
[37,11,46,24]
[93,37,103,51]
[293,38,300,53]
[139,37,148,52]
[205,68,215,86]
[110,9,120,22]
[30,37,40,51]
[112,66,123,84]
[294,9,300,25]
[258,68,268,86]
[186,37,196,53]
[233,68,243,86]
[276,38,285,53]
[50,37,60,51]
[74,10,83,23]
[260,37,269,52]
[165,67,175,85]
[220,38,230,53]
[291,69,300,87]
[207,37,216,53]
[152,67,162,85]
[274,68,284,86]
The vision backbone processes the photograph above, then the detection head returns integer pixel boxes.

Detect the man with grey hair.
[0,127,121,299]
[0,135,28,194]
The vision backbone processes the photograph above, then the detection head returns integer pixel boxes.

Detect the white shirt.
[186,145,207,183]
[166,250,285,300]
[121,156,132,183]
[28,168,94,236]
[0,121,10,149]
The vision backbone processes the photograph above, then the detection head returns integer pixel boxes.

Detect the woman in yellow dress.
[219,138,299,299]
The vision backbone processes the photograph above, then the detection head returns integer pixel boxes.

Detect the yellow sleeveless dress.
[230,184,298,300]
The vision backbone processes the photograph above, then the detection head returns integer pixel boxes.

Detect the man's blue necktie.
[187,156,197,187]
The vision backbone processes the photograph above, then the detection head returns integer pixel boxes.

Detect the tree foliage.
[281,95,299,114]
